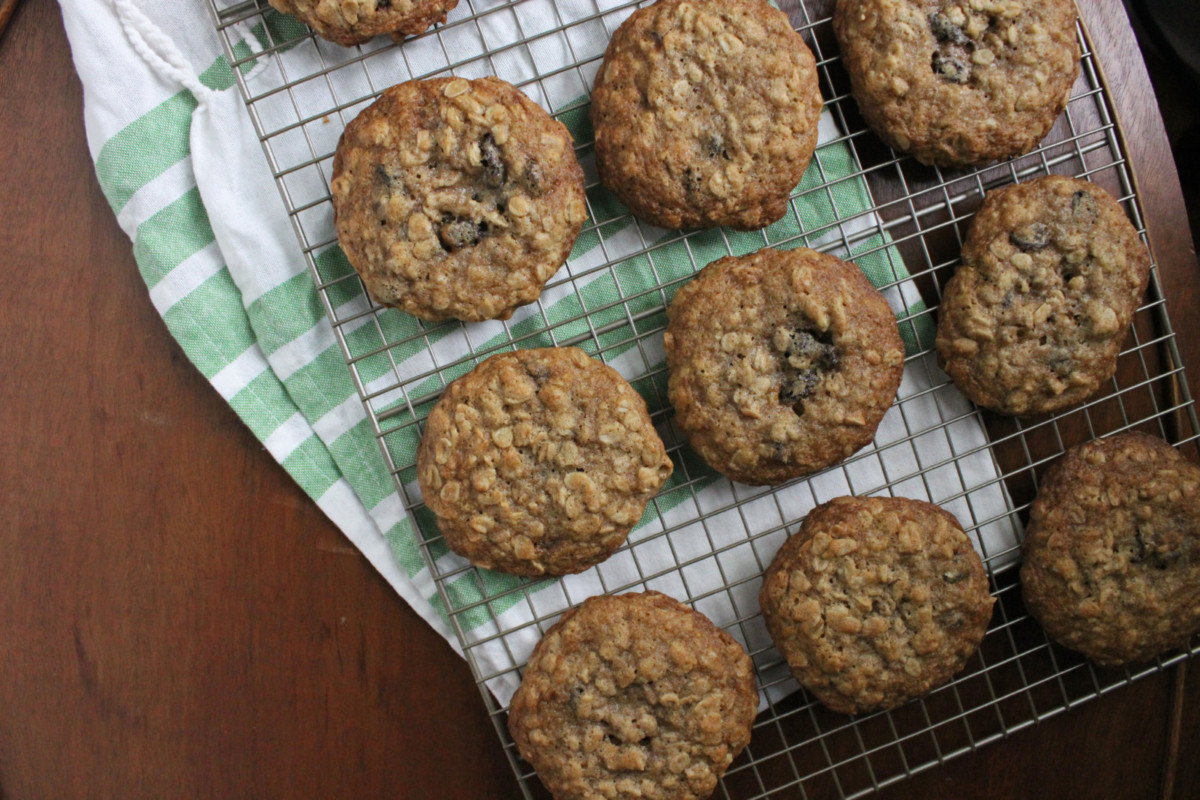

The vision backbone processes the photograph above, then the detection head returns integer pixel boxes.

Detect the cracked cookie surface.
[833,0,1080,167]
[759,496,994,715]
[332,77,588,322]
[1020,433,1200,668]
[508,591,757,800]
[935,175,1150,416]
[268,0,459,46]
[591,0,822,230]
[664,247,905,485]
[416,347,673,576]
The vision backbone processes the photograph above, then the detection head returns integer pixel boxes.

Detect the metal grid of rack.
[207,0,1200,796]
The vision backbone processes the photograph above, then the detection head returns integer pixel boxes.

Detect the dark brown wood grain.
[0,1,1195,799]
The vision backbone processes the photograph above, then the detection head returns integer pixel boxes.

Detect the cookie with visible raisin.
[416,347,674,577]
[590,0,823,230]
[759,496,994,715]
[935,175,1150,416]
[267,0,459,46]
[1021,433,1200,668]
[508,591,757,800]
[833,0,1080,167]
[332,77,588,322]
[664,246,905,485]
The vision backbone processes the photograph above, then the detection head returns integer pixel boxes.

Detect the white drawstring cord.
[112,0,212,102]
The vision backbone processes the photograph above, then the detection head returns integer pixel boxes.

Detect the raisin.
[1131,520,1190,569]
[1009,222,1052,252]
[1048,352,1074,378]
[929,12,970,46]
[374,164,391,183]
[932,52,971,84]
[783,369,822,405]
[377,0,391,7]
[779,328,839,407]
[439,217,482,251]
[480,133,505,188]
[1071,189,1097,218]
[703,131,728,159]
[527,362,553,387]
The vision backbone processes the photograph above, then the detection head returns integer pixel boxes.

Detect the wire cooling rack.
[208,1,1200,796]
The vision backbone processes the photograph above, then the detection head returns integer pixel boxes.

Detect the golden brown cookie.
[267,0,459,46]
[508,591,757,800]
[759,496,995,715]
[935,176,1150,416]
[590,0,823,230]
[664,247,905,485]
[1021,433,1200,668]
[332,77,588,322]
[833,0,1080,167]
[416,347,674,576]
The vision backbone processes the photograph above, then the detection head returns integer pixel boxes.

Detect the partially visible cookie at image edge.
[833,0,1080,167]
[591,0,823,230]
[508,591,757,800]
[332,76,588,322]
[268,0,460,46]
[1020,432,1200,668]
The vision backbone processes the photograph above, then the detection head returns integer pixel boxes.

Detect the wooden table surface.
[1,1,1197,798]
